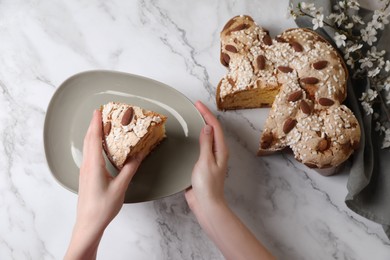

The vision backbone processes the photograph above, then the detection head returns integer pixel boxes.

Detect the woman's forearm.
[201,201,275,260]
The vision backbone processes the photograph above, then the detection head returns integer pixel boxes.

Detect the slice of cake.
[101,102,167,169]
[217,15,280,110]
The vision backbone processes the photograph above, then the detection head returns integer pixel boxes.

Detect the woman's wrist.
[192,196,228,230]
[65,221,105,260]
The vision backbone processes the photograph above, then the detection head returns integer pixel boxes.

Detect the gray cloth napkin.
[290,0,390,239]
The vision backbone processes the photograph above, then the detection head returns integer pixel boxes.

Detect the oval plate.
[44,70,204,203]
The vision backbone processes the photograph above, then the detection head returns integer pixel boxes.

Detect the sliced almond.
[121,107,134,126]
[278,66,293,73]
[225,44,238,53]
[287,90,303,102]
[313,60,328,70]
[318,97,335,106]
[283,118,297,134]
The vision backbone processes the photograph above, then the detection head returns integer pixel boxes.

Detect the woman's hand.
[65,110,144,260]
[185,101,229,224]
[185,102,275,260]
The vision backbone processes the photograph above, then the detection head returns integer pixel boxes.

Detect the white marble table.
[1,0,390,259]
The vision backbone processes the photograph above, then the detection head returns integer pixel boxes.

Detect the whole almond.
[318,97,335,106]
[313,60,328,70]
[257,55,266,70]
[262,35,272,46]
[317,138,329,152]
[121,107,134,126]
[287,90,303,102]
[300,100,312,114]
[222,17,236,31]
[230,23,249,32]
[228,78,236,87]
[103,121,111,136]
[276,36,287,43]
[278,66,293,73]
[300,77,319,84]
[283,118,297,134]
[304,162,318,168]
[290,41,303,52]
[352,140,360,150]
[221,52,230,66]
[261,133,273,149]
[225,44,238,53]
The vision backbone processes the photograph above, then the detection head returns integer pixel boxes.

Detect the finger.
[198,124,215,163]
[195,101,229,165]
[112,153,144,192]
[82,110,105,167]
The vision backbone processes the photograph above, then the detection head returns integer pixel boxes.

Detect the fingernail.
[204,125,212,135]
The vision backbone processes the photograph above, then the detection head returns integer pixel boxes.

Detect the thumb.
[113,155,143,192]
[199,125,214,162]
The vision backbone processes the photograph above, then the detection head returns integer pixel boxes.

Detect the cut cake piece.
[216,15,280,110]
[101,102,167,169]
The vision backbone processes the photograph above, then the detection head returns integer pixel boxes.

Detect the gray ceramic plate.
[44,70,204,203]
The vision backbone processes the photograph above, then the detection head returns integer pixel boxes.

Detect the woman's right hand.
[184,101,229,223]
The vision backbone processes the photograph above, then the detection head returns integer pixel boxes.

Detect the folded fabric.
[290,0,390,240]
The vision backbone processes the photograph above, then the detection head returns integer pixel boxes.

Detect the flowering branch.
[289,0,390,148]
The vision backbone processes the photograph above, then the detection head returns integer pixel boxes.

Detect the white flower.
[346,57,355,68]
[345,23,354,29]
[360,89,378,102]
[367,46,385,59]
[385,61,390,72]
[368,67,381,78]
[334,32,346,47]
[361,25,377,45]
[361,101,374,115]
[347,0,360,10]
[328,12,347,26]
[352,15,365,25]
[359,57,373,69]
[371,19,383,30]
[382,128,390,148]
[300,2,316,12]
[372,10,390,30]
[312,13,324,30]
[287,3,297,19]
[347,43,363,53]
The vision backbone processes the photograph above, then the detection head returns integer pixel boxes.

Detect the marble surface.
[1,0,390,259]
